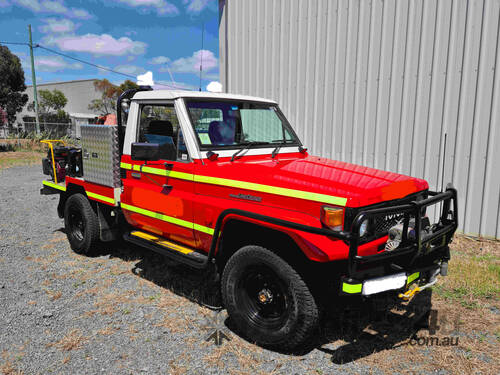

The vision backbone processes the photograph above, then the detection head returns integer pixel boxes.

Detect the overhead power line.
[1,41,190,90]
[37,45,137,79]
[0,41,29,46]
[37,45,191,90]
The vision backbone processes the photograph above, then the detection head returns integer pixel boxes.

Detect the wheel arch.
[58,183,118,242]
[57,183,87,218]
[215,218,315,274]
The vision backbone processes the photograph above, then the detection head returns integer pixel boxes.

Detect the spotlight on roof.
[137,71,154,87]
[206,81,223,93]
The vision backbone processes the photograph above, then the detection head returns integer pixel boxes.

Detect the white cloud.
[115,64,146,76]
[15,0,41,12]
[68,7,91,19]
[8,0,92,18]
[46,33,147,56]
[39,18,76,34]
[183,0,212,14]
[206,81,222,93]
[37,56,83,71]
[148,55,170,65]
[112,0,178,15]
[170,49,218,74]
[21,55,83,72]
[41,0,66,13]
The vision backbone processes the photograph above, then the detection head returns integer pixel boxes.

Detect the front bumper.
[339,185,458,296]
[341,262,443,296]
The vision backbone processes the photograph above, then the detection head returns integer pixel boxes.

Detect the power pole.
[28,24,40,134]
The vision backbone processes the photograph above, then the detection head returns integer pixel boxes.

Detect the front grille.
[344,191,427,242]
[373,213,406,235]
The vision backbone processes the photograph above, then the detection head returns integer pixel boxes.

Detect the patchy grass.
[435,235,500,307]
[97,326,118,336]
[1,349,24,375]
[346,235,500,374]
[0,361,23,375]
[47,329,88,352]
[0,151,44,170]
[19,219,499,374]
[43,289,62,301]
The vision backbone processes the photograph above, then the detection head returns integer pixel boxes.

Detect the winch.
[385,217,432,251]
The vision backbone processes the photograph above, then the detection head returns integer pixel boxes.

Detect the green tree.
[88,79,117,115]
[88,79,139,115]
[119,79,139,92]
[0,45,28,125]
[27,89,69,122]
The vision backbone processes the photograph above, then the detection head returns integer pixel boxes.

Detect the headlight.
[321,206,344,231]
[359,219,369,237]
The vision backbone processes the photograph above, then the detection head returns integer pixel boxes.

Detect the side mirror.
[131,142,176,161]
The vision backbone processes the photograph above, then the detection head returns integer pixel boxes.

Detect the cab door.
[120,101,197,248]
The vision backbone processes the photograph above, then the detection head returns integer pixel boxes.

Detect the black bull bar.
[340,185,458,295]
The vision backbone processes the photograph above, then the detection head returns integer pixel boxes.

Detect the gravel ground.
[0,165,496,374]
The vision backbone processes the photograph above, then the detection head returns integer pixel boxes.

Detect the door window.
[137,104,188,161]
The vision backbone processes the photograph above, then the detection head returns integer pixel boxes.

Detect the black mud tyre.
[64,193,99,255]
[221,245,319,351]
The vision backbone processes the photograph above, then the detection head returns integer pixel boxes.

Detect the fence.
[0,122,75,139]
[22,122,74,139]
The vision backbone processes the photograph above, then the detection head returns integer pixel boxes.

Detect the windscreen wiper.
[271,139,296,159]
[231,141,269,162]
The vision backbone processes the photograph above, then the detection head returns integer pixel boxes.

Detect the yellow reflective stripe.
[121,203,213,235]
[407,272,420,285]
[342,282,362,294]
[120,162,132,169]
[194,174,347,206]
[122,203,192,229]
[119,162,346,206]
[87,191,115,205]
[43,180,66,192]
[194,223,215,236]
[120,162,193,181]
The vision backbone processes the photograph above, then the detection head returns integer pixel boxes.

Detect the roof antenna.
[199,22,204,91]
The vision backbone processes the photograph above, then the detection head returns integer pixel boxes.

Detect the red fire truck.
[40,87,458,350]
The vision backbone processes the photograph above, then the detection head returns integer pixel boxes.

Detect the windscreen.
[185,100,300,150]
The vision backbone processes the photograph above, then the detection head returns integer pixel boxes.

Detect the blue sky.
[0,0,220,90]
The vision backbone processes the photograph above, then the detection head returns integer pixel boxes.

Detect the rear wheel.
[221,245,319,350]
[64,193,99,254]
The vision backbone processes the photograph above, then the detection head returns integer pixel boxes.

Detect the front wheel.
[64,193,99,254]
[221,245,319,350]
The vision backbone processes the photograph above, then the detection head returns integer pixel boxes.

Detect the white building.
[16,78,102,137]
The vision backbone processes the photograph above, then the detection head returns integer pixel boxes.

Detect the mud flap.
[96,203,119,242]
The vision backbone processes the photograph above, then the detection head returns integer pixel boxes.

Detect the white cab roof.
[132,90,277,104]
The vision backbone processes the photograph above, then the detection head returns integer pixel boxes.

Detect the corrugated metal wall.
[219,0,500,239]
